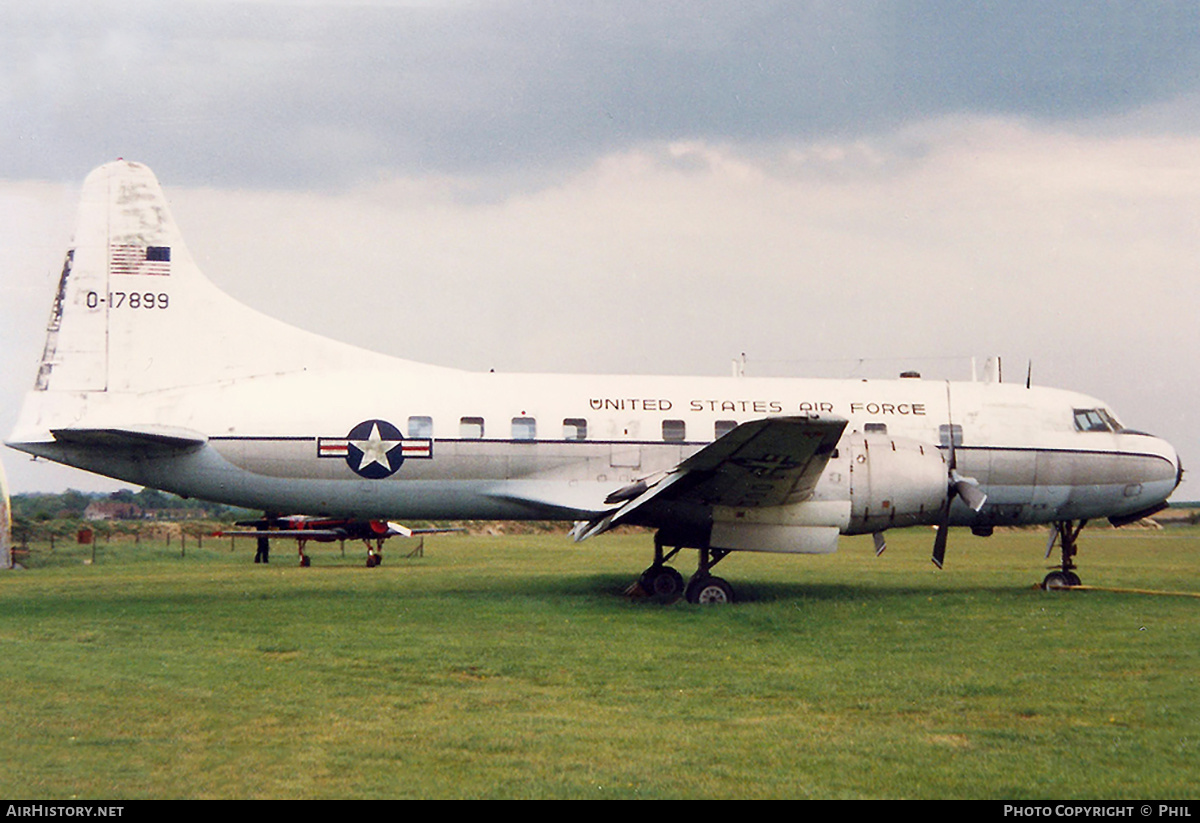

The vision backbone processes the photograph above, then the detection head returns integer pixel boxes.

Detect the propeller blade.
[931,487,953,569]
[932,517,949,569]
[951,473,988,512]
[873,532,887,556]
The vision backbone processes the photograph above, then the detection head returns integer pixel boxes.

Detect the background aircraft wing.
[217,528,348,541]
[573,415,847,540]
[217,521,465,541]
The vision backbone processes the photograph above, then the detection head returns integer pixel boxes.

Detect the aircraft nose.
[1147,433,1183,500]
[1120,431,1182,497]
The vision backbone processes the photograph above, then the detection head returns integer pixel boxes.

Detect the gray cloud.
[5,1,1199,188]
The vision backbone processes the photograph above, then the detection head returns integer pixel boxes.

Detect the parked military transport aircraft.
[5,161,1183,602]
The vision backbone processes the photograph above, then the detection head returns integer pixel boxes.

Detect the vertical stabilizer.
[34,160,204,393]
[28,160,391,399]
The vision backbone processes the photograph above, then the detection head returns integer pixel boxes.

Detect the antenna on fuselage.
[1026,360,1032,389]
[982,356,1002,384]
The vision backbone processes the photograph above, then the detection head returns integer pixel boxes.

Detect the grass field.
[0,526,1197,799]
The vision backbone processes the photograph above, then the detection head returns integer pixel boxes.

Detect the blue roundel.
[345,419,405,479]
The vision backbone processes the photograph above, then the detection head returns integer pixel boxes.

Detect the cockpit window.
[1073,408,1123,433]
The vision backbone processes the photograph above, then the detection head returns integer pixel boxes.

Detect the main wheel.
[686,575,734,605]
[640,565,684,603]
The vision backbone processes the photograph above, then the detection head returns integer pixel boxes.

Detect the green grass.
[0,527,1197,799]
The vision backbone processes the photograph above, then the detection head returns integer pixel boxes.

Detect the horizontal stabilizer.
[51,425,208,454]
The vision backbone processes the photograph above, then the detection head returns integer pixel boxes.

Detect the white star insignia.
[352,423,401,472]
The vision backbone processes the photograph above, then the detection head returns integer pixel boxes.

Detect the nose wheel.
[1043,520,1086,590]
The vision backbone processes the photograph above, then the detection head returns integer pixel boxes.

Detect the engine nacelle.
[845,434,948,534]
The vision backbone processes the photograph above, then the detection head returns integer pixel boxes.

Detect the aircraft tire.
[686,576,734,605]
[641,566,684,604]
[1042,571,1072,590]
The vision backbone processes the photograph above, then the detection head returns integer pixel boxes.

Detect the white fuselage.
[12,364,1181,536]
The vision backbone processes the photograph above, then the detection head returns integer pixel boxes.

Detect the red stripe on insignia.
[318,439,349,457]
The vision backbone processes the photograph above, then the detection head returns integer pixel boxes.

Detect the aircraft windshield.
[1073,408,1123,433]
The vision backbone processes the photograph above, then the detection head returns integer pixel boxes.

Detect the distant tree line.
[11,488,255,523]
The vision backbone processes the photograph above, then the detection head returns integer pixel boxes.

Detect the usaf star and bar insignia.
[318,419,433,479]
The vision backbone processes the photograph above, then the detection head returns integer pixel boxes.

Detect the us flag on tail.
[110,244,171,276]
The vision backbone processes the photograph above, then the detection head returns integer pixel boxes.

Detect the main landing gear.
[1042,519,1086,590]
[635,534,736,605]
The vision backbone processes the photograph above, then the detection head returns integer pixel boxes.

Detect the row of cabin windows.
[422,416,972,445]
[404,415,741,442]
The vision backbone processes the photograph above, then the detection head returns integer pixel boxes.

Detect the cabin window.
[864,423,888,434]
[938,424,963,448]
[408,416,433,439]
[715,420,737,439]
[662,419,686,442]
[460,417,484,439]
[563,418,588,440]
[512,417,537,441]
[1074,408,1122,433]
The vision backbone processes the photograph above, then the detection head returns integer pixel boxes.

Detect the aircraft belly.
[156,446,575,519]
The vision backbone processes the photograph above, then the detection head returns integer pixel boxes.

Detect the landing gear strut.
[636,533,685,603]
[1043,519,1085,589]
[365,539,384,567]
[635,534,736,605]
[685,547,734,604]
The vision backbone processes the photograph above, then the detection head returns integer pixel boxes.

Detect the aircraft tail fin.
[29,160,382,397]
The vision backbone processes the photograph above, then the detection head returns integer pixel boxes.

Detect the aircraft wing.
[217,528,349,541]
[217,521,464,541]
[573,415,846,541]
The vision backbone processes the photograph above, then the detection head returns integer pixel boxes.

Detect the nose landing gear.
[1043,520,1086,590]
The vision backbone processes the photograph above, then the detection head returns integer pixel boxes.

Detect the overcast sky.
[2,0,1199,497]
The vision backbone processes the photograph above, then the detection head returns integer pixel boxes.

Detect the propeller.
[932,385,988,568]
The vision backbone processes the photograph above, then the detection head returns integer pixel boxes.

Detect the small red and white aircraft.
[6,161,1183,602]
[217,515,463,566]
